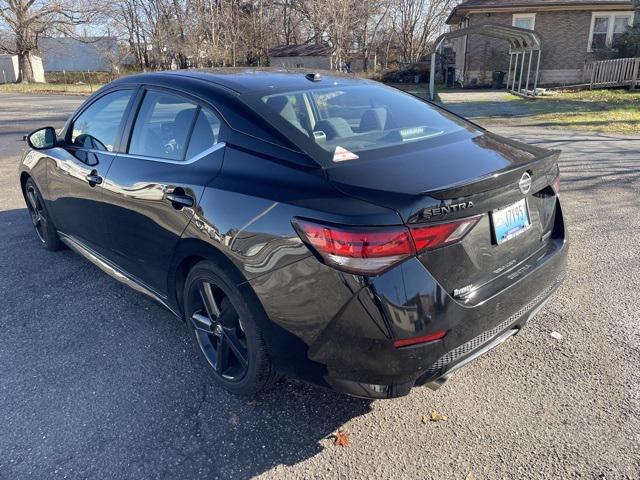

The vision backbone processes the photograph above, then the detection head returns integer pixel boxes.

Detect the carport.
[429,24,542,101]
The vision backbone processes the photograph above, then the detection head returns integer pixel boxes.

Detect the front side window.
[245,84,471,165]
[71,90,133,152]
[129,91,199,161]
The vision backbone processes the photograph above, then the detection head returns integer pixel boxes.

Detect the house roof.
[268,44,333,58]
[447,0,634,24]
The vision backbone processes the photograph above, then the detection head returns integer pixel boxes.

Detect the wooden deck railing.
[585,57,640,89]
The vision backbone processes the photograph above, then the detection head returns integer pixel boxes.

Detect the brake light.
[410,216,481,252]
[293,215,481,275]
[552,175,561,195]
[292,219,413,275]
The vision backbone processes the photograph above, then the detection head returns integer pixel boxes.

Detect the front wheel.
[183,261,279,396]
[24,177,63,251]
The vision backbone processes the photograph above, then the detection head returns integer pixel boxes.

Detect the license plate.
[491,198,531,244]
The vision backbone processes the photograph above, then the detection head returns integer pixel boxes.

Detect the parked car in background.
[19,70,567,399]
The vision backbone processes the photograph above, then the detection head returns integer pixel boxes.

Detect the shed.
[39,37,119,72]
[268,44,334,70]
[0,55,45,83]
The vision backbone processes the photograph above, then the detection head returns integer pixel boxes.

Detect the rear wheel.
[183,261,279,396]
[24,178,63,251]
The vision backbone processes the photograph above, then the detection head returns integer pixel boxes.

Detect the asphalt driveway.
[0,92,638,479]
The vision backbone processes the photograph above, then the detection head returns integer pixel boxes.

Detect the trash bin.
[492,71,506,89]
[446,67,456,87]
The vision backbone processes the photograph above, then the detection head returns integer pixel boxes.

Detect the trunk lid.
[326,131,562,303]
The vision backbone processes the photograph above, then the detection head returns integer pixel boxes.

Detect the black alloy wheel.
[184,261,279,395]
[191,280,249,381]
[24,178,63,251]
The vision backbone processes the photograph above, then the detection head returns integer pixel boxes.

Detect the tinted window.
[185,109,222,159]
[129,91,198,161]
[246,84,469,164]
[71,90,133,152]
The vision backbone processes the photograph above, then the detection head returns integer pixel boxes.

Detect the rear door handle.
[165,192,194,208]
[85,170,103,186]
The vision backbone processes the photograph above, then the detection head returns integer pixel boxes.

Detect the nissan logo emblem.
[519,172,532,195]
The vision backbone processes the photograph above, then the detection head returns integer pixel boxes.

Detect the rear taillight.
[293,216,481,275]
[410,216,481,252]
[292,219,413,275]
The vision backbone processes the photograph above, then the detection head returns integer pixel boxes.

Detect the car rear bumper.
[249,217,568,400]
[324,263,565,399]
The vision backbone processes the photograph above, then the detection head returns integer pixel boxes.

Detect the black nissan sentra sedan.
[19,70,567,399]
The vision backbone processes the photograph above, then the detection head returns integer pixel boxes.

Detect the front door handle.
[85,170,103,186]
[165,192,194,209]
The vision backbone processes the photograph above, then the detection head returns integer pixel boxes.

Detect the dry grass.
[0,82,101,95]
[528,89,640,134]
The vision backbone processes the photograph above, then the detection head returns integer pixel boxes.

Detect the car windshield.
[243,83,472,165]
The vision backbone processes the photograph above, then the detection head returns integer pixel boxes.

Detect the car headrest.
[359,108,388,132]
[175,108,197,130]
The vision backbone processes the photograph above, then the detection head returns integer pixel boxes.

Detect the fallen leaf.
[428,410,448,422]
[465,473,476,480]
[550,331,563,340]
[333,430,350,447]
[229,413,240,426]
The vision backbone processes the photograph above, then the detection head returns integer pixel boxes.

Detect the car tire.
[183,260,280,396]
[24,177,64,251]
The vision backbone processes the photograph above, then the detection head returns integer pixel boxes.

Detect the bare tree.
[393,0,455,63]
[96,0,458,73]
[0,0,98,82]
[358,0,391,71]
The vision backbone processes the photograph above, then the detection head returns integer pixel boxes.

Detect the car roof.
[110,68,373,94]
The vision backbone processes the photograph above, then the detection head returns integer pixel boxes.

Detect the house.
[38,37,120,72]
[446,0,637,86]
[268,44,334,70]
[0,54,45,83]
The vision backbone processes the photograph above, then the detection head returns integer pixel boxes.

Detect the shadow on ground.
[0,208,372,480]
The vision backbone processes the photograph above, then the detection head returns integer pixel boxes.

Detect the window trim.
[588,11,634,52]
[116,142,226,165]
[123,85,226,164]
[512,13,536,30]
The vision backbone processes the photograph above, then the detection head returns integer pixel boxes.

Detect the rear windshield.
[242,84,472,165]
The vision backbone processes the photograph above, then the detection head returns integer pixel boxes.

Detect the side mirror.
[25,127,57,150]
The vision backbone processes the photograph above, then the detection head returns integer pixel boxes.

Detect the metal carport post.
[429,24,542,101]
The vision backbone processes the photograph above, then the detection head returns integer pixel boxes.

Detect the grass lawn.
[527,89,640,135]
[0,82,102,95]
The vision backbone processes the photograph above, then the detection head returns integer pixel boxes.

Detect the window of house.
[612,16,632,47]
[589,12,634,51]
[512,13,536,31]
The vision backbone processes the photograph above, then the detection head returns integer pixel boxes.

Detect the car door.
[101,87,226,295]
[46,88,136,253]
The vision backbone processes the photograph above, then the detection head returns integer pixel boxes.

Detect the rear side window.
[129,91,198,161]
[71,90,133,152]
[185,109,221,159]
